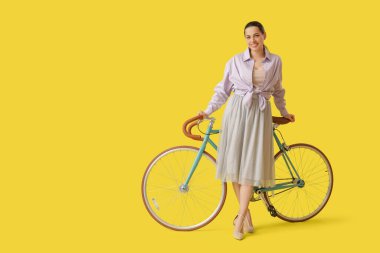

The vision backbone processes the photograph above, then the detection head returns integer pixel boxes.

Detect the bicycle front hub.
[179,184,189,193]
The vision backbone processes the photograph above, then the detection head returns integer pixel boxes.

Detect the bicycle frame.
[181,117,302,194]
[144,114,332,227]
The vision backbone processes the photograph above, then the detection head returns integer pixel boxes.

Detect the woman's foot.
[244,209,254,233]
[232,213,245,240]
[233,209,254,233]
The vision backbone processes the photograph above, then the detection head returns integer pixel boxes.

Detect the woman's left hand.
[284,113,295,122]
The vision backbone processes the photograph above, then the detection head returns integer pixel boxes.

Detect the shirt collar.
[243,46,272,62]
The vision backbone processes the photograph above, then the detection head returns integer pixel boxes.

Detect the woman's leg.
[232,182,240,203]
[240,184,254,231]
[233,182,253,220]
[238,184,253,217]
[233,184,253,236]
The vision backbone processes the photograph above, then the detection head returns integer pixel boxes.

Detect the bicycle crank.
[267,205,277,217]
[257,191,278,217]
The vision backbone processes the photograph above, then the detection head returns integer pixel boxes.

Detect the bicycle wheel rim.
[141,146,227,230]
[264,143,333,222]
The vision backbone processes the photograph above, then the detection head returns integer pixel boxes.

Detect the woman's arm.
[272,57,289,117]
[203,58,234,116]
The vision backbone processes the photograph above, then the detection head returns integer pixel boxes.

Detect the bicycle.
[141,114,333,231]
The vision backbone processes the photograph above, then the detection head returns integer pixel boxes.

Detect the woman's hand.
[284,113,295,122]
[198,110,209,119]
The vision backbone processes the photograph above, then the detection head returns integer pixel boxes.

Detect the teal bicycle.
[142,114,333,231]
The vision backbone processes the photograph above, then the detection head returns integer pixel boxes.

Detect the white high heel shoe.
[232,213,246,240]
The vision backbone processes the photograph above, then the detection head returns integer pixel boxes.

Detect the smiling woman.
[244,21,267,51]
[245,23,267,89]
[198,20,296,240]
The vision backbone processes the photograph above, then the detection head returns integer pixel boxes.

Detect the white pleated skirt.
[215,92,275,187]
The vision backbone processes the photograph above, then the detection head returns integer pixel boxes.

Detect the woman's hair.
[244,21,268,50]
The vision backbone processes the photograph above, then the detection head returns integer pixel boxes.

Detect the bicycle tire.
[141,145,227,231]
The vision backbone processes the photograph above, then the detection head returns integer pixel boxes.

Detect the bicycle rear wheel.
[142,146,227,231]
[263,143,333,222]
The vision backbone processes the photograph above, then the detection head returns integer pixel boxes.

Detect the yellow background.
[1,0,379,252]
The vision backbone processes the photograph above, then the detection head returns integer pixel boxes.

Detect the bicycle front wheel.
[141,146,227,231]
[263,143,333,222]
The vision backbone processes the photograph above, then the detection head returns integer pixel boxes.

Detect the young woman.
[198,21,295,240]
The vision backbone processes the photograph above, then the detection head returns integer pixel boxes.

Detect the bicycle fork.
[181,119,218,190]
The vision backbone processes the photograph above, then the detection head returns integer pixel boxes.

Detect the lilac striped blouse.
[203,46,289,117]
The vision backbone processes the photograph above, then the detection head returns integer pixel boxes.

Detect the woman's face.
[244,26,266,52]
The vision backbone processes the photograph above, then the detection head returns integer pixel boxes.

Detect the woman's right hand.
[198,110,209,119]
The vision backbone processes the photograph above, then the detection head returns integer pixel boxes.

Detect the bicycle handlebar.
[272,116,291,125]
[182,115,205,141]
[183,115,291,141]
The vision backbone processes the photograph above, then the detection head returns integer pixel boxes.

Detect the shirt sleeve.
[204,58,234,115]
[272,57,289,117]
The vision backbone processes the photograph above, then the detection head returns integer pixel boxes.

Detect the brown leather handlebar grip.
[272,116,291,125]
[182,114,204,141]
